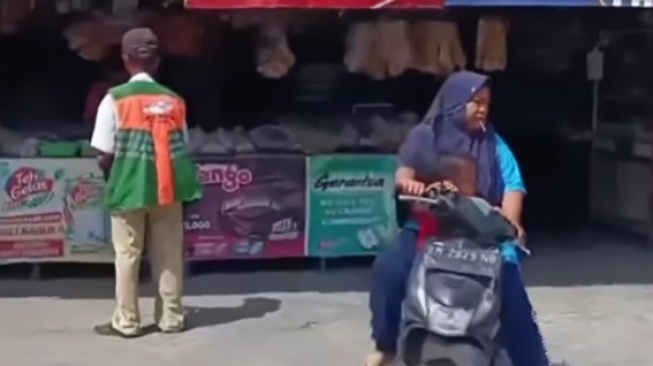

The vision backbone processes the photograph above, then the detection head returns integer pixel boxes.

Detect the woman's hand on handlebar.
[397,179,426,195]
[425,180,458,193]
[398,180,459,196]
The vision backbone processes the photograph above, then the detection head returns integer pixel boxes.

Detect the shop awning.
[444,0,650,5]
[186,0,443,8]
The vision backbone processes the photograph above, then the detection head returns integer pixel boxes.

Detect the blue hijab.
[399,71,503,205]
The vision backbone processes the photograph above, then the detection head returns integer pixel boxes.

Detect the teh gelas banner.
[0,159,109,263]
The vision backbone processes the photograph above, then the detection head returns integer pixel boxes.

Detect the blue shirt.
[495,135,526,194]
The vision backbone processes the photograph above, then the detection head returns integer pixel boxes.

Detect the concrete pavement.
[1,239,652,366]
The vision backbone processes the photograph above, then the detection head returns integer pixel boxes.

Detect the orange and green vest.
[105,80,202,212]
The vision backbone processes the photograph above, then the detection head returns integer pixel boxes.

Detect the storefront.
[0,0,650,267]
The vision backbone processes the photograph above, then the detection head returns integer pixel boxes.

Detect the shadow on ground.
[186,297,282,329]
[1,229,652,300]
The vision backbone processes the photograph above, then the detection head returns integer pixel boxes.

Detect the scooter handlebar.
[398,190,530,255]
[397,194,444,206]
[397,188,457,210]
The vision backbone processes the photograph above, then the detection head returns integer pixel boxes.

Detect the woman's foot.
[365,350,395,366]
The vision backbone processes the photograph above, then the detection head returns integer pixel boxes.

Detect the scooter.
[397,188,522,366]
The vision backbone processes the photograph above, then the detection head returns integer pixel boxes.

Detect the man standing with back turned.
[90,28,202,338]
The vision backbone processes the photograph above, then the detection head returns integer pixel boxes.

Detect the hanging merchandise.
[344,22,385,80]
[410,20,466,76]
[1,0,34,34]
[256,22,296,79]
[377,19,413,78]
[63,11,162,62]
[475,15,509,72]
[150,12,206,58]
[344,20,414,80]
[64,16,117,61]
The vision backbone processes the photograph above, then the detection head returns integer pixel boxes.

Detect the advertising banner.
[307,155,398,257]
[62,160,111,262]
[183,155,306,260]
[0,159,110,263]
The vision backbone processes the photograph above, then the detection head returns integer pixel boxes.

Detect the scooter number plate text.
[425,244,500,277]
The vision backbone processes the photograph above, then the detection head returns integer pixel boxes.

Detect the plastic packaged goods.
[354,111,417,151]
[232,127,256,153]
[151,12,205,58]
[187,127,207,155]
[63,10,156,61]
[199,132,229,154]
[446,21,467,72]
[63,17,108,61]
[344,22,385,80]
[0,0,33,34]
[63,14,125,61]
[282,121,338,153]
[376,19,413,78]
[280,115,359,153]
[256,22,296,79]
[410,21,442,75]
[391,111,419,147]
[0,127,23,156]
[249,125,302,152]
[410,21,466,76]
[475,15,509,72]
[212,128,235,153]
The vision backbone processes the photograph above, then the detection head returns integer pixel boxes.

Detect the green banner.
[307,155,398,257]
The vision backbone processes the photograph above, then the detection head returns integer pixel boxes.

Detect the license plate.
[425,243,500,276]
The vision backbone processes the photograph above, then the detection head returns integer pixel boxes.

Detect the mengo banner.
[0,159,110,263]
[183,155,307,260]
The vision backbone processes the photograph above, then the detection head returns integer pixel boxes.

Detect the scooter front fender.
[401,329,513,366]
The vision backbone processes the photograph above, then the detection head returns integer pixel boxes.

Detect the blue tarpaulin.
[446,0,653,6]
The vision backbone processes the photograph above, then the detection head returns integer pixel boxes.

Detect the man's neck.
[129,72,154,82]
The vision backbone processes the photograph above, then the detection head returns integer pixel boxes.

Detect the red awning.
[186,0,443,9]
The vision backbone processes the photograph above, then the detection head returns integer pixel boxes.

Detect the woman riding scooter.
[366,71,550,366]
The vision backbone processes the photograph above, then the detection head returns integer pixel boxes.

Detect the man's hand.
[97,153,115,181]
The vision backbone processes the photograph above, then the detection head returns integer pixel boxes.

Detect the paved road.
[1,239,652,366]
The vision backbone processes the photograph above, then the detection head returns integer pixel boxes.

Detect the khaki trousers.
[110,202,184,335]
